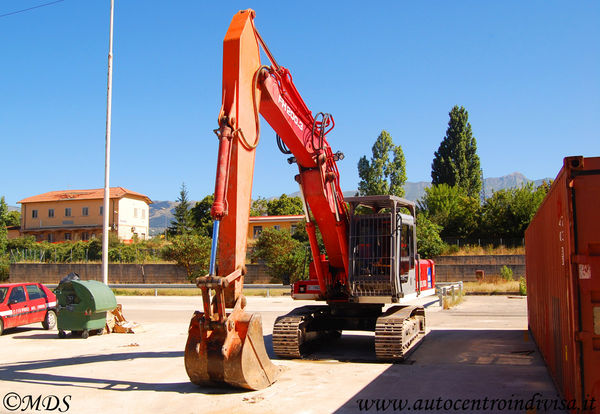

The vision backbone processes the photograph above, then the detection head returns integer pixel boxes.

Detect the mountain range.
[147,172,551,235]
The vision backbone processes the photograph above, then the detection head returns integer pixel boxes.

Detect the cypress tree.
[431,106,482,198]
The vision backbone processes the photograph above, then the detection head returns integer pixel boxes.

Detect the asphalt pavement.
[0,295,563,413]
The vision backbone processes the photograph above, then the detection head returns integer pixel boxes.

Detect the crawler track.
[375,306,426,361]
[272,306,323,358]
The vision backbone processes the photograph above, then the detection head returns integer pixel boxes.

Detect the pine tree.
[357,130,407,197]
[168,183,193,236]
[431,106,482,198]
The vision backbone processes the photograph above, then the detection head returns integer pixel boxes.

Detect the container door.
[571,164,600,408]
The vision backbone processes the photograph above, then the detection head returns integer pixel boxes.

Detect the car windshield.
[0,287,7,303]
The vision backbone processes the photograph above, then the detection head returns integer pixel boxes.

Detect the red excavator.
[184,9,436,391]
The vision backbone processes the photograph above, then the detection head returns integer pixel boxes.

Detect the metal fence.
[441,237,524,248]
[8,247,163,264]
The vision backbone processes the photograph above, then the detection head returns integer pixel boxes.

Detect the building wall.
[433,255,525,282]
[20,196,149,242]
[7,228,20,240]
[247,219,303,244]
[21,199,114,242]
[117,198,150,240]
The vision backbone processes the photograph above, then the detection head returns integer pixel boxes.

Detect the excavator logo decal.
[278,95,304,131]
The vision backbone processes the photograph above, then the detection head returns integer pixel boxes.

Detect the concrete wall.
[9,255,521,284]
[9,263,273,285]
[433,255,525,282]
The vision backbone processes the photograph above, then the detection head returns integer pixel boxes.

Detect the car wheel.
[81,330,89,339]
[42,310,57,330]
[0,319,4,336]
[96,329,104,336]
[58,330,66,339]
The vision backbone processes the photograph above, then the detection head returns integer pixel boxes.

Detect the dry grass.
[442,291,464,309]
[443,245,525,256]
[463,278,521,294]
[112,287,290,297]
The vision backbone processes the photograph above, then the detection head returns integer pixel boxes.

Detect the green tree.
[252,228,307,284]
[250,197,269,217]
[0,197,8,253]
[291,218,325,254]
[190,194,214,237]
[162,234,211,281]
[266,194,304,216]
[431,106,482,198]
[168,183,193,236]
[416,214,444,258]
[358,130,407,197]
[480,182,549,239]
[418,184,480,238]
[6,211,20,227]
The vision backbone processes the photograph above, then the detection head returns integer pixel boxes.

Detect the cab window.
[0,287,7,303]
[26,285,45,300]
[8,286,26,303]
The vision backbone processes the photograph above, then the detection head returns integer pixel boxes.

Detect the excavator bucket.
[185,309,279,390]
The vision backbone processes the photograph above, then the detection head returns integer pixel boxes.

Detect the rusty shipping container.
[525,156,600,412]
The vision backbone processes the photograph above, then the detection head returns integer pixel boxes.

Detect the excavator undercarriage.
[273,304,426,361]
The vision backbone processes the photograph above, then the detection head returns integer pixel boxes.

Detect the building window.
[100,206,103,216]
[48,209,54,218]
[65,208,71,217]
[47,234,54,242]
[253,226,263,239]
[81,232,89,241]
[291,225,297,234]
[64,233,71,241]
[274,225,281,231]
[82,207,89,216]
[134,208,138,218]
[142,209,145,219]
[32,210,38,218]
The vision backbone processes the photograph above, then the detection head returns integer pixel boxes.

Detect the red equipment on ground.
[184,9,436,391]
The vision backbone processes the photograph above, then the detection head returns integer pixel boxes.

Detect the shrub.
[500,265,513,281]
[519,276,527,296]
[161,234,211,281]
[0,255,9,281]
[252,228,307,284]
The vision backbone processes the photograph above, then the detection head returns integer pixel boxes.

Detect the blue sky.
[1,0,598,206]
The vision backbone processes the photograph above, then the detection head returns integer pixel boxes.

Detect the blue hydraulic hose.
[209,220,220,276]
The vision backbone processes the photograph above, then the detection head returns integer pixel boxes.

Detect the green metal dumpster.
[55,276,117,339]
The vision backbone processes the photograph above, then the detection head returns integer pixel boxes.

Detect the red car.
[0,283,57,335]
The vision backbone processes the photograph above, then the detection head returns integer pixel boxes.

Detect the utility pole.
[102,0,115,285]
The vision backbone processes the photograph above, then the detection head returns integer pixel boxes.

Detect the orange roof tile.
[18,187,151,204]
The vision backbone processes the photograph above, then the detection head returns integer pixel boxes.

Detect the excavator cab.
[346,195,419,303]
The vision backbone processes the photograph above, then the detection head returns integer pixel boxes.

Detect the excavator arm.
[185,9,349,390]
[210,9,349,301]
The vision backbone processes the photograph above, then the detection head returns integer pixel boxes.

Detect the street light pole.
[102,0,114,285]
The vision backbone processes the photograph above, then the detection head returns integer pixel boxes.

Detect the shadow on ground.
[332,329,563,414]
[0,351,247,395]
